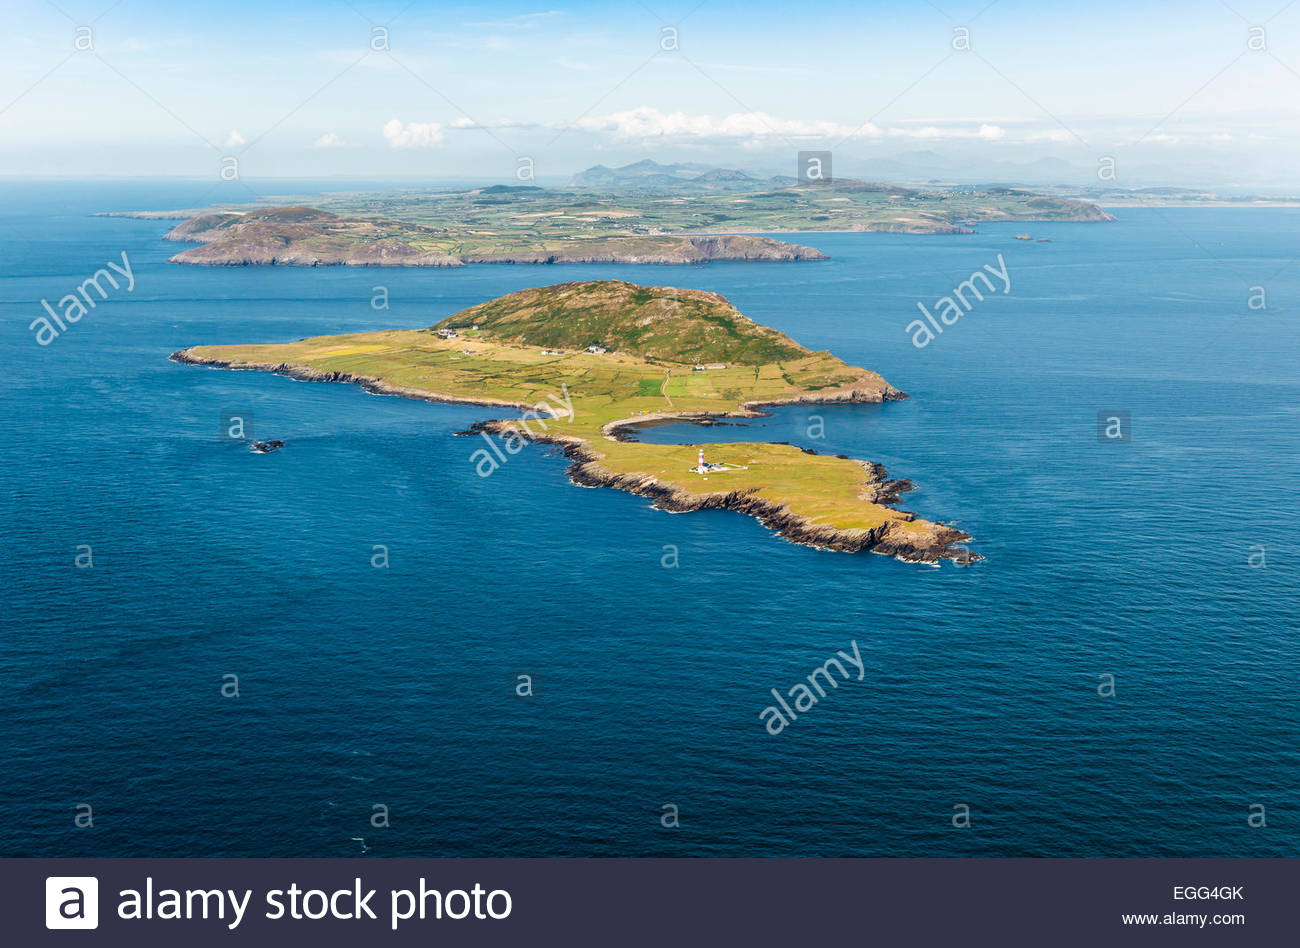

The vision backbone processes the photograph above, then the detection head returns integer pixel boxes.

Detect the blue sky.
[3,0,1298,186]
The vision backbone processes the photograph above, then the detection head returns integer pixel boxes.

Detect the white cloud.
[891,126,944,140]
[426,106,1091,150]
[449,117,533,130]
[1024,129,1073,143]
[382,119,445,148]
[569,107,1029,145]
[224,129,246,148]
[885,123,1016,141]
[311,132,348,149]
[574,106,878,143]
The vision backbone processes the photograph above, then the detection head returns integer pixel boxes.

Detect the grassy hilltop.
[436,281,809,364]
[174,280,972,561]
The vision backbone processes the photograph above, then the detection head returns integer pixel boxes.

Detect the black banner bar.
[10,858,1293,946]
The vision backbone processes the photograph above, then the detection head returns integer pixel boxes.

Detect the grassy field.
[179,281,964,553]
[301,179,1115,240]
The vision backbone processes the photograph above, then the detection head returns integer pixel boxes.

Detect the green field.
[177,281,969,558]
[158,175,1113,267]
[302,179,1115,240]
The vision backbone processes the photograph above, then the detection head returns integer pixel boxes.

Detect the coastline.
[169,347,550,414]
[1095,200,1300,208]
[599,385,908,443]
[171,346,973,562]
[162,218,830,267]
[462,417,971,561]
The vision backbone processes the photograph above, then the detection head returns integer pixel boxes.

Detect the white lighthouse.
[692,447,746,475]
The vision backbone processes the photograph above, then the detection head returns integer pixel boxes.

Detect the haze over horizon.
[4,0,1299,190]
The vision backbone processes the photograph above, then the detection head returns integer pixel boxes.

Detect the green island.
[173,280,974,562]
[127,160,1113,267]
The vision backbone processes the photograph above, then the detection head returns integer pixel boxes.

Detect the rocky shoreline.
[172,244,467,267]
[167,233,828,268]
[467,417,972,562]
[172,346,973,563]
[161,210,829,267]
[169,348,546,413]
[600,380,908,442]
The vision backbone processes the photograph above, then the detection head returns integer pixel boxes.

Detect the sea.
[1,180,1297,857]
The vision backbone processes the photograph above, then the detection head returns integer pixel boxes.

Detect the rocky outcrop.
[859,461,914,505]
[164,212,245,243]
[743,380,908,409]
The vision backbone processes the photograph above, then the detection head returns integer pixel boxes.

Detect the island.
[172,280,975,562]
[162,207,829,267]
[126,160,1113,268]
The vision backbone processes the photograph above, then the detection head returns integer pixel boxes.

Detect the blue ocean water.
[1,181,1297,857]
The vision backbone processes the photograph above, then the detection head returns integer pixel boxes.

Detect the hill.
[164,206,464,267]
[172,280,972,562]
[569,159,783,190]
[433,280,811,364]
[164,207,824,267]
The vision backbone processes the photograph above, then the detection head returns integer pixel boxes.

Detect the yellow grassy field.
[186,328,928,535]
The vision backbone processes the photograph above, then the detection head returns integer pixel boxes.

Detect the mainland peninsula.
[172,280,974,562]
[133,159,1113,268]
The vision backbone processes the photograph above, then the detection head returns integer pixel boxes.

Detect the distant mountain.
[569,159,791,191]
[692,167,759,184]
[568,155,1109,191]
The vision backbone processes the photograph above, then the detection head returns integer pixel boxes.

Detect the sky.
[3,0,1299,188]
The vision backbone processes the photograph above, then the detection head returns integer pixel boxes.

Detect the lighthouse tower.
[697,447,705,472]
